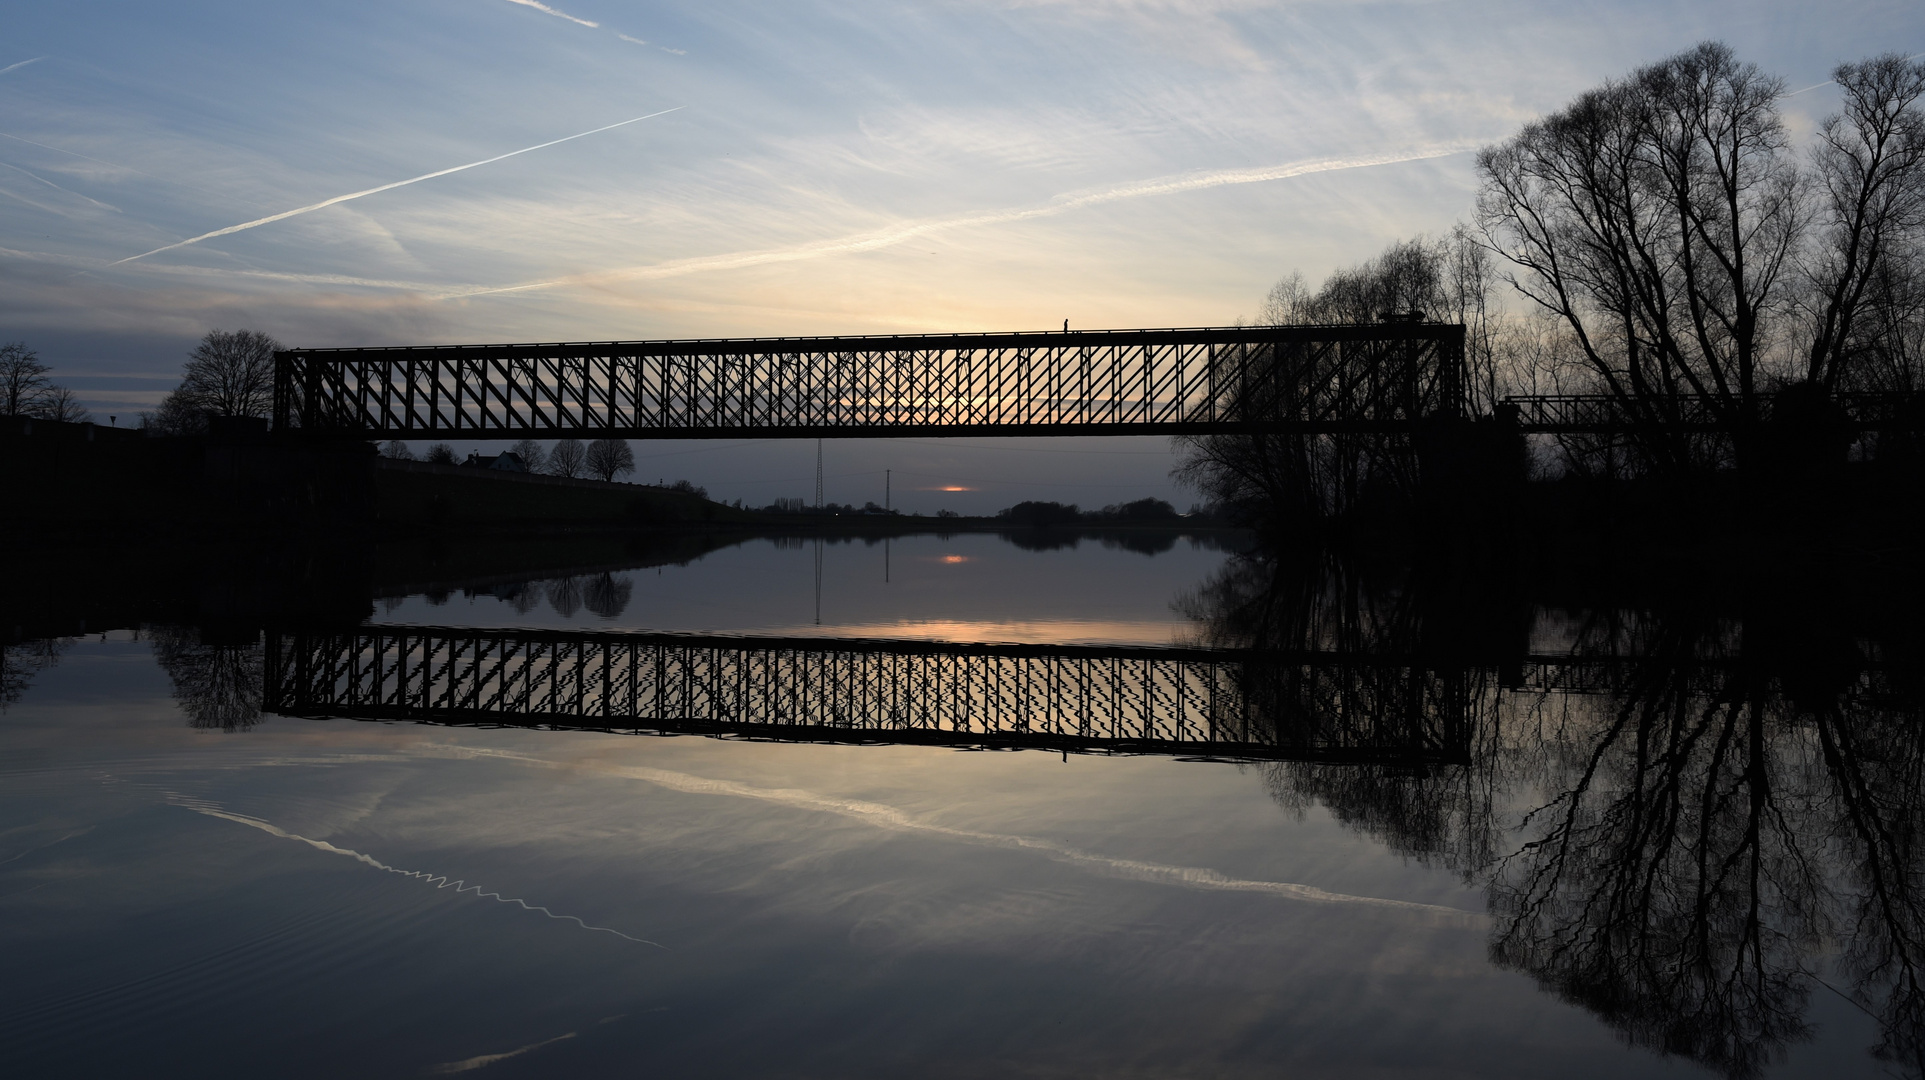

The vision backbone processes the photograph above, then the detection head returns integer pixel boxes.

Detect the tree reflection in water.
[150,626,264,731]
[533,573,632,619]
[1,637,67,713]
[545,576,582,617]
[581,572,633,619]
[1183,550,1925,1078]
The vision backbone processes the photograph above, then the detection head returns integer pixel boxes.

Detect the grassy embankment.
[374,458,750,531]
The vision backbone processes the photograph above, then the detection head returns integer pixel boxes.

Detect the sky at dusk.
[4,1,1918,512]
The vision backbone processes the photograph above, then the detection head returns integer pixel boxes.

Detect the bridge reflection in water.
[265,626,1480,763]
[225,616,1925,1076]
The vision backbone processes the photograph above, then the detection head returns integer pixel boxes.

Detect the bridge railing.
[273,324,1466,439]
[1503,392,1925,434]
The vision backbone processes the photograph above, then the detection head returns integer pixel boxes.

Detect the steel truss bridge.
[272,325,1464,439]
[264,626,1476,763]
[274,324,1925,439]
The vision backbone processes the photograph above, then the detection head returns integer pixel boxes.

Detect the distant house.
[461,451,529,472]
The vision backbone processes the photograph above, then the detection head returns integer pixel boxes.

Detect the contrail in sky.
[1785,52,1925,97]
[0,57,45,76]
[0,161,120,212]
[503,0,598,28]
[111,106,685,266]
[458,143,1475,298]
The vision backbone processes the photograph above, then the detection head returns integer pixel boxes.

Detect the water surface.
[1,530,1908,1078]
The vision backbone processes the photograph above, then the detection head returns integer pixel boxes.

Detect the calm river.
[1,530,1906,1078]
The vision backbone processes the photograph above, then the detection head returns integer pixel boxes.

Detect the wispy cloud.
[0,161,120,212]
[0,131,160,178]
[463,144,1473,298]
[502,0,598,29]
[0,57,45,76]
[111,107,685,266]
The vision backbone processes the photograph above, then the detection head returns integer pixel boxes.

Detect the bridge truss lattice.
[273,325,1465,440]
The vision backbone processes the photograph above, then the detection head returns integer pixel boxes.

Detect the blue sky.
[3,0,1917,511]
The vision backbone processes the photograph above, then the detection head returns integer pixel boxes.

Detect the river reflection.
[2,530,1918,1077]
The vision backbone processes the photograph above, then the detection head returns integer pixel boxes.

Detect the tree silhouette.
[548,438,586,478]
[1478,45,1925,474]
[510,437,547,474]
[585,438,633,482]
[1173,232,1503,523]
[0,342,88,422]
[0,342,51,417]
[35,386,90,423]
[149,330,282,434]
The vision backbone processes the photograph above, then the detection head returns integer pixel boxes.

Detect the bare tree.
[1477,43,1812,473]
[382,439,415,460]
[33,385,90,423]
[179,329,282,419]
[146,389,210,436]
[509,437,547,473]
[1802,54,1925,392]
[585,437,635,482]
[548,438,587,478]
[0,342,50,417]
[1176,232,1507,522]
[424,443,456,465]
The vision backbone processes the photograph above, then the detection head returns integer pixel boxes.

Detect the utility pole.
[814,438,823,510]
[885,469,891,512]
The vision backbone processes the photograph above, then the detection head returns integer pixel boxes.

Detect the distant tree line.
[383,436,639,483]
[738,496,1191,521]
[755,497,894,516]
[0,342,90,423]
[1180,44,1925,522]
[995,498,1184,526]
